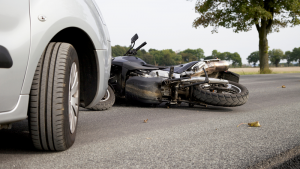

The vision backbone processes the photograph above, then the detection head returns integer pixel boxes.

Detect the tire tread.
[28,42,79,151]
[193,81,249,107]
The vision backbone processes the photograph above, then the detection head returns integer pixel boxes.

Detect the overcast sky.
[95,0,300,64]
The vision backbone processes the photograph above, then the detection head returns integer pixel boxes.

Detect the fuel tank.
[125,76,163,104]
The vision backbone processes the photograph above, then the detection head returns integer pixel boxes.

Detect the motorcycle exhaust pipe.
[206,60,230,73]
[190,60,230,77]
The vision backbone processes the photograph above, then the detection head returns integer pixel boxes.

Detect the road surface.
[1,73,300,168]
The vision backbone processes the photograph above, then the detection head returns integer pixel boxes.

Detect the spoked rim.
[225,84,241,94]
[100,89,110,102]
[69,62,79,134]
[201,83,242,94]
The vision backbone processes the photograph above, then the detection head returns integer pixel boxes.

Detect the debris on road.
[237,123,247,127]
[237,121,261,127]
[282,85,286,88]
[248,121,261,127]
[143,119,148,123]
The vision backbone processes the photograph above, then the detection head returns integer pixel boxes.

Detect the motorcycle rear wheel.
[193,81,249,107]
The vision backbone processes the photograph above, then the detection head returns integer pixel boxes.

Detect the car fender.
[21,0,111,107]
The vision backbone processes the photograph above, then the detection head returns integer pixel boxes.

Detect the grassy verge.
[231,71,300,75]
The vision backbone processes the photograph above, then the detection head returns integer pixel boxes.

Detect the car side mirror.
[131,34,139,43]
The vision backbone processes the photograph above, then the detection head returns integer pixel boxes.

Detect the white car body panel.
[0,96,29,124]
[88,49,111,108]
[0,1,31,112]
[0,0,111,124]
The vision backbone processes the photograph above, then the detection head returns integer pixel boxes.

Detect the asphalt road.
[1,73,300,169]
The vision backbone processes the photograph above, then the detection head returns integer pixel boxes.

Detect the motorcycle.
[108,34,249,108]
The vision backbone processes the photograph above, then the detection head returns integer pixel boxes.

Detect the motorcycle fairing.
[112,56,146,66]
[162,61,199,74]
[122,62,159,70]
[125,76,163,104]
[113,56,158,70]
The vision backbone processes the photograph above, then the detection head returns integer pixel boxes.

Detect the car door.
[0,1,30,112]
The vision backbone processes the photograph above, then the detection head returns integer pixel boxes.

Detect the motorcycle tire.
[193,81,249,107]
[87,86,115,111]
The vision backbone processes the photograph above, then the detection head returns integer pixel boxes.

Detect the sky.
[95,0,300,65]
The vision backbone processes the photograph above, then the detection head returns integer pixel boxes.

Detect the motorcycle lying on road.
[96,34,249,109]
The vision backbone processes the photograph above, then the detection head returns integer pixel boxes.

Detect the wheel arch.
[50,27,98,107]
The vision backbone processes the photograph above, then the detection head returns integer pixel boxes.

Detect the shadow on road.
[81,98,234,113]
[115,101,234,113]
[0,120,40,154]
[172,105,234,113]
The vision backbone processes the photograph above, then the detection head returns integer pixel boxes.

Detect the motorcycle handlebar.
[135,42,147,52]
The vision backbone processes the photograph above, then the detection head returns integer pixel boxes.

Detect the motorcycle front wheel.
[87,86,115,111]
[193,81,249,107]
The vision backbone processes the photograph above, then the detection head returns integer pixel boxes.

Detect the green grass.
[231,71,300,75]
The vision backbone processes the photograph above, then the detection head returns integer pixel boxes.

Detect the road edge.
[247,145,300,169]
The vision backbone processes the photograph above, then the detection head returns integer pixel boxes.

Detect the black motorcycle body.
[109,34,249,107]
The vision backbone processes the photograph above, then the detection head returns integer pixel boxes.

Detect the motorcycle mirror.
[131,34,139,43]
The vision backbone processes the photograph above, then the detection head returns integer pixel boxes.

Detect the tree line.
[247,47,300,67]
[112,45,242,67]
[191,0,300,73]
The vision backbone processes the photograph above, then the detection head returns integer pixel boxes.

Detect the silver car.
[0,0,112,151]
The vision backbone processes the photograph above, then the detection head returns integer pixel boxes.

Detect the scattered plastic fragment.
[248,121,261,127]
[143,119,148,123]
[282,85,286,88]
[237,121,261,127]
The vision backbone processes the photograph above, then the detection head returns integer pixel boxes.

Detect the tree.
[204,56,214,60]
[174,54,183,64]
[217,52,231,60]
[269,49,284,67]
[204,50,242,67]
[284,51,293,66]
[247,51,260,67]
[181,48,205,60]
[181,53,197,63]
[291,47,300,66]
[149,48,163,65]
[228,52,242,67]
[204,50,221,59]
[161,49,176,65]
[192,0,300,73]
[112,45,128,57]
[211,50,220,58]
[140,54,155,65]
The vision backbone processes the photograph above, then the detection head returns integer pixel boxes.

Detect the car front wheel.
[28,42,80,151]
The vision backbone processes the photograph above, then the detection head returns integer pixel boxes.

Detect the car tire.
[87,86,115,111]
[28,42,80,151]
